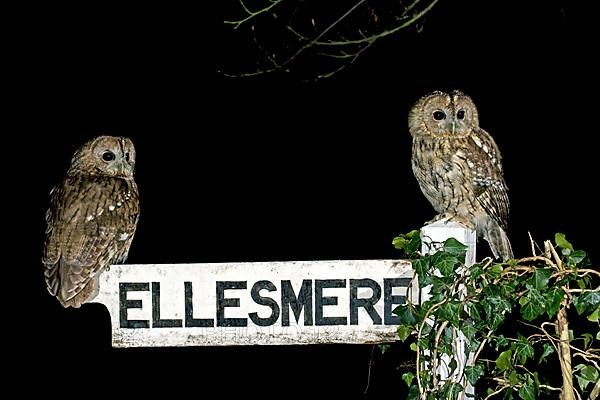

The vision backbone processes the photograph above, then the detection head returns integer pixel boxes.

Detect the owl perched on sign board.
[409,90,513,261]
[43,136,140,307]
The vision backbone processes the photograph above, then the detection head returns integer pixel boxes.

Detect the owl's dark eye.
[102,151,115,162]
[457,110,466,120]
[125,152,130,162]
[433,111,446,121]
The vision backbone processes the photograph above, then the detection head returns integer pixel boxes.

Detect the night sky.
[12,0,595,397]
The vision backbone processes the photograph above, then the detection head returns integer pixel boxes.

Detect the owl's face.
[409,90,479,139]
[69,136,136,178]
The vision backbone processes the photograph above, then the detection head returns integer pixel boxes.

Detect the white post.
[421,220,476,398]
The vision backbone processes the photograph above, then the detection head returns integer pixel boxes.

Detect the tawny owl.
[409,90,513,261]
[43,136,140,308]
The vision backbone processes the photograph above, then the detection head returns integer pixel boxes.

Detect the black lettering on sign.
[248,280,280,326]
[281,280,313,326]
[315,279,347,326]
[184,282,214,327]
[384,278,411,325]
[216,281,248,327]
[119,282,150,329]
[152,282,183,328]
[349,279,382,325]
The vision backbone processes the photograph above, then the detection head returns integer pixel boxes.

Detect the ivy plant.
[391,230,599,400]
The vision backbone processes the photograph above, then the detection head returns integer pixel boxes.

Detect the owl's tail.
[480,218,513,262]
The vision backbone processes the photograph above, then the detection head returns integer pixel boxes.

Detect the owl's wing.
[43,176,136,304]
[467,128,510,230]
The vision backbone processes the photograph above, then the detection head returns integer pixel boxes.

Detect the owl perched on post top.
[409,91,513,261]
[43,136,140,307]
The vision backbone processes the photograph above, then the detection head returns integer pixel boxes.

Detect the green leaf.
[397,325,412,342]
[393,230,421,254]
[496,349,512,371]
[582,333,593,349]
[567,249,587,266]
[544,289,564,318]
[521,302,541,321]
[529,268,552,290]
[519,297,528,306]
[538,343,554,364]
[574,364,599,391]
[443,237,467,257]
[378,344,390,354]
[393,304,417,325]
[574,291,600,315]
[596,331,600,340]
[461,321,477,342]
[438,301,460,326]
[409,342,418,352]
[521,288,545,321]
[407,384,420,400]
[518,375,536,400]
[444,383,463,399]
[412,257,430,280]
[555,233,573,251]
[508,370,519,386]
[489,263,504,279]
[588,307,599,322]
[402,371,414,387]
[464,364,485,386]
[432,252,460,277]
[515,340,534,364]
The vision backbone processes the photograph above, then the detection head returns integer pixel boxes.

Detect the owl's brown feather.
[43,136,139,307]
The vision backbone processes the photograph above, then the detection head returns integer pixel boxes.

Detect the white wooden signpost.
[91,259,417,347]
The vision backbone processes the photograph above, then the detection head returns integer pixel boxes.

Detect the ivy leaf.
[508,370,519,386]
[538,343,554,364]
[521,302,540,321]
[407,384,419,400]
[588,307,599,322]
[574,364,599,391]
[409,342,418,352]
[460,321,477,342]
[393,304,417,325]
[567,250,586,266]
[574,291,600,316]
[464,364,484,386]
[554,233,573,252]
[393,230,421,254]
[402,371,414,387]
[529,268,552,290]
[443,237,467,256]
[582,333,593,350]
[521,288,545,321]
[544,289,564,319]
[432,252,459,277]
[496,349,512,371]
[518,375,536,400]
[412,258,430,286]
[397,325,412,342]
[438,301,460,326]
[515,340,534,364]
[488,263,504,279]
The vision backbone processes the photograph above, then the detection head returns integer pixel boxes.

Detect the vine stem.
[546,240,575,400]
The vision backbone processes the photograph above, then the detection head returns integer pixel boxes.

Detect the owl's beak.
[451,121,456,135]
[117,159,129,176]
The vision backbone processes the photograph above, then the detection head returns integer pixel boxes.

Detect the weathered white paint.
[90,259,416,348]
[421,220,476,398]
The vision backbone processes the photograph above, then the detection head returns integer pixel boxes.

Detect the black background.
[12,0,596,397]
